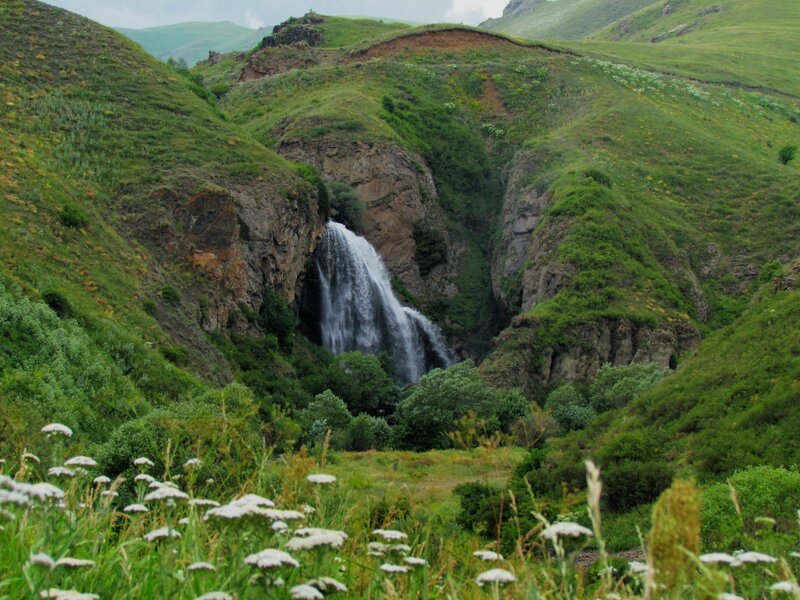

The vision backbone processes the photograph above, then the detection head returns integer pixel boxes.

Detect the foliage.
[454,482,503,537]
[324,352,398,418]
[328,181,366,233]
[392,361,522,451]
[412,221,448,276]
[545,384,596,431]
[345,413,392,451]
[779,144,797,165]
[259,288,296,349]
[588,363,670,413]
[58,203,88,228]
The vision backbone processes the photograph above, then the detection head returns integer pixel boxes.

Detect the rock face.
[143,181,325,333]
[261,13,326,49]
[279,140,463,300]
[482,315,700,397]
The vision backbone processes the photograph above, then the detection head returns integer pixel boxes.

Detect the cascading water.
[315,221,456,385]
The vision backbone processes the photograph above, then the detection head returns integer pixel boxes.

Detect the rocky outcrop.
[492,151,572,314]
[260,13,326,49]
[279,140,463,299]
[143,180,325,332]
[482,316,700,398]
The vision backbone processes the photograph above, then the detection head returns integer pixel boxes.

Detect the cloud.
[244,10,264,29]
[444,0,507,23]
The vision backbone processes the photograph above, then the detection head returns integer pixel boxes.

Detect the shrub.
[545,384,596,431]
[588,363,670,413]
[328,182,366,233]
[161,344,189,366]
[454,482,502,536]
[583,169,612,187]
[603,461,673,512]
[161,286,181,306]
[301,389,352,434]
[412,222,447,276]
[142,299,156,315]
[259,288,295,348]
[344,413,391,451]
[59,203,88,228]
[701,466,800,551]
[42,291,72,318]
[325,352,398,417]
[779,144,797,165]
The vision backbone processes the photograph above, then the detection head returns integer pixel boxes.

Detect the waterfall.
[315,222,456,385]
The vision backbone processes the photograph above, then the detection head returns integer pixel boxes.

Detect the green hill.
[117,21,269,65]
[482,0,656,39]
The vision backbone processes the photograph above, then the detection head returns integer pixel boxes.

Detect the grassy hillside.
[117,21,269,65]
[574,0,800,97]
[482,0,656,39]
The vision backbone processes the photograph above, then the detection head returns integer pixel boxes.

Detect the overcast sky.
[43,0,508,30]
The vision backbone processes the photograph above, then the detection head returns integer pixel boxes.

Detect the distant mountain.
[117,21,271,65]
[482,0,655,39]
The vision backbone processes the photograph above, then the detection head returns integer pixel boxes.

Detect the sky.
[43,0,509,30]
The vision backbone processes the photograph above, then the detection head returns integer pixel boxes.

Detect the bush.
[344,413,391,451]
[42,291,72,318]
[545,384,596,431]
[583,169,612,187]
[412,222,447,276]
[779,144,797,165]
[454,482,502,536]
[161,286,181,306]
[603,461,673,512]
[259,288,295,348]
[392,360,518,450]
[161,344,189,366]
[701,466,800,551]
[588,363,670,413]
[59,203,88,228]
[328,182,365,233]
[301,389,352,437]
[325,352,398,417]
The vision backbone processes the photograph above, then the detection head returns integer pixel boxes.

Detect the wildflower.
[306,474,336,485]
[23,452,41,463]
[700,553,736,564]
[272,520,288,532]
[40,590,99,600]
[189,498,220,508]
[92,476,111,485]
[27,482,65,501]
[123,504,148,514]
[179,517,190,525]
[54,557,96,569]
[380,563,410,573]
[286,531,346,551]
[264,509,306,521]
[476,568,517,586]
[194,593,232,600]
[100,490,118,498]
[187,562,217,572]
[144,487,189,502]
[771,582,800,593]
[391,543,411,554]
[541,522,593,540]
[718,594,744,600]
[206,503,267,520]
[144,527,181,542]
[0,489,31,507]
[48,467,75,478]
[295,527,348,540]
[41,423,73,437]
[184,458,201,468]
[234,493,275,507]
[274,577,286,587]
[244,548,300,569]
[373,529,408,541]
[368,542,388,553]
[732,551,777,566]
[309,576,347,592]
[134,457,154,467]
[628,561,652,575]
[64,456,97,468]
[301,504,316,514]
[473,550,503,561]
[290,585,323,600]
[404,556,427,566]
[30,552,55,569]
[135,474,155,484]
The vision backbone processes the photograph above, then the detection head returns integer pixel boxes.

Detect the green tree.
[545,384,596,431]
[779,144,797,165]
[325,352,398,417]
[329,182,366,233]
[392,360,498,450]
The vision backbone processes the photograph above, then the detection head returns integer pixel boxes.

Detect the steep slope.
[197,22,800,389]
[0,0,326,443]
[482,0,656,39]
[117,21,269,65]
